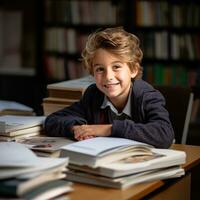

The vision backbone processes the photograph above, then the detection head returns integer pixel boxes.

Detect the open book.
[59,137,186,189]
[68,148,186,178]
[60,137,153,168]
[0,142,72,198]
[18,136,75,157]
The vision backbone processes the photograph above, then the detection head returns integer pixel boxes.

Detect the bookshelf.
[0,0,45,115]
[2,0,199,114]
[0,0,39,75]
[124,0,200,87]
[42,0,200,87]
[42,0,123,82]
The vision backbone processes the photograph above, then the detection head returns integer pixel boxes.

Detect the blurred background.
[0,0,200,138]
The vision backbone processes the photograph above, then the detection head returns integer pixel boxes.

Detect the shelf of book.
[42,0,123,82]
[124,0,200,87]
[42,0,200,87]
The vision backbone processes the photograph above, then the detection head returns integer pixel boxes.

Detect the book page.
[0,156,69,179]
[18,136,75,152]
[0,142,38,167]
[62,137,151,156]
[100,148,186,171]
[0,142,69,179]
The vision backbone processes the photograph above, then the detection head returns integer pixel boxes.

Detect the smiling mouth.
[104,83,119,88]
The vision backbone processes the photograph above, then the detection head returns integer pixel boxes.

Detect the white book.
[66,166,184,189]
[0,115,46,134]
[47,75,95,91]
[0,125,43,137]
[0,100,33,113]
[69,148,186,178]
[0,131,42,142]
[0,171,68,197]
[60,137,152,168]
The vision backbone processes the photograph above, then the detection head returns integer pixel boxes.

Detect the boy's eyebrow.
[93,61,122,67]
[93,64,102,67]
[93,64,103,68]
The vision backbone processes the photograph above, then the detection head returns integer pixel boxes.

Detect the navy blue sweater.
[45,79,174,148]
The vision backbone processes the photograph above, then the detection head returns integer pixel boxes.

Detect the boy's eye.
[113,65,121,70]
[95,67,104,73]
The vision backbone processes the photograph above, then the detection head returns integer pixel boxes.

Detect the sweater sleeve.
[111,90,174,148]
[44,99,88,138]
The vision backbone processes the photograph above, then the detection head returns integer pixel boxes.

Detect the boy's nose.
[105,69,114,80]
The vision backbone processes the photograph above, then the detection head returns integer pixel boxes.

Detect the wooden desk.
[69,144,200,200]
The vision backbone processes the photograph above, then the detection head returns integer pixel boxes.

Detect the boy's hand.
[72,124,112,141]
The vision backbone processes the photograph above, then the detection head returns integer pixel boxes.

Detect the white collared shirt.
[100,90,132,118]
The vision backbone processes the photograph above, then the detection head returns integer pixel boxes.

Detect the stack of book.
[0,100,35,116]
[0,115,46,141]
[0,142,72,199]
[43,75,95,115]
[60,137,186,189]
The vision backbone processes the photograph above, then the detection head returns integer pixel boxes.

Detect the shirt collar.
[101,90,132,117]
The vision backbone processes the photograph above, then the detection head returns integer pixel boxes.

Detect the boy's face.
[92,48,137,106]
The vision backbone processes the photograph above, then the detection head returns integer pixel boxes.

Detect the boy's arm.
[44,101,87,138]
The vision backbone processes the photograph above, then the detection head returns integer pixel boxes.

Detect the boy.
[44,27,174,148]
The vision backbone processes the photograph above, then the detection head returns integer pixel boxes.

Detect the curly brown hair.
[81,27,143,79]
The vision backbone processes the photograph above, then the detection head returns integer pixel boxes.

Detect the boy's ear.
[131,63,139,78]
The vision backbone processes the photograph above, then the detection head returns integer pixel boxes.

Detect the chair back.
[155,86,193,144]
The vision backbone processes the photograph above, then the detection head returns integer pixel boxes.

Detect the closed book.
[42,102,70,116]
[0,115,46,135]
[0,131,43,142]
[43,97,78,104]
[0,171,66,197]
[0,100,34,116]
[66,166,184,189]
[0,179,72,199]
[0,125,43,137]
[47,75,94,99]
